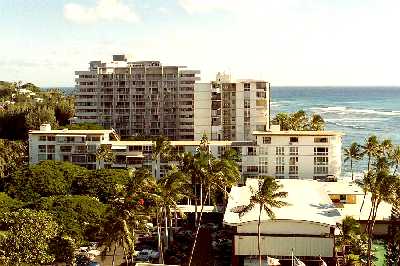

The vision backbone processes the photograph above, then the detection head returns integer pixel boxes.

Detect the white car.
[136,249,160,261]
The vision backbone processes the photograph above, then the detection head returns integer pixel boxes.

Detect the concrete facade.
[29,125,342,180]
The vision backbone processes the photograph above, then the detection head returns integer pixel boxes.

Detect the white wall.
[237,220,331,235]
[235,235,334,257]
[194,83,212,140]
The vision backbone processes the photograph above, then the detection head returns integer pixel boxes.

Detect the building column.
[232,234,239,266]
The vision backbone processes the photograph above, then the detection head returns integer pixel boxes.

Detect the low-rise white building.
[29,124,343,180]
[224,178,341,265]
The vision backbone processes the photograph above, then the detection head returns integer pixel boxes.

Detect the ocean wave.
[310,106,400,116]
[325,118,389,123]
[326,121,366,130]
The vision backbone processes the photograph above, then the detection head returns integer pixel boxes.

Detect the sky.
[1,0,400,87]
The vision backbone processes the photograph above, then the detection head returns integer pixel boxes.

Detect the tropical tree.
[361,135,380,172]
[271,110,325,131]
[0,139,27,189]
[157,165,190,250]
[344,142,363,181]
[187,134,241,266]
[358,135,382,215]
[389,145,400,175]
[152,136,174,179]
[238,176,288,266]
[0,209,59,266]
[99,168,157,265]
[336,216,367,263]
[381,139,393,157]
[309,114,325,131]
[363,164,399,266]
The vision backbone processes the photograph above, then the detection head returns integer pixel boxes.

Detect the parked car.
[136,249,160,261]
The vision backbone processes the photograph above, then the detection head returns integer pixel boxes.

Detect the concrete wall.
[194,83,212,140]
[235,235,334,257]
[237,220,331,235]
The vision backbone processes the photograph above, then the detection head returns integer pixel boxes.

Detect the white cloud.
[64,0,140,24]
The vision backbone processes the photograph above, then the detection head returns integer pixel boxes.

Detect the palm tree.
[359,136,381,215]
[187,134,241,266]
[152,136,173,179]
[361,135,380,172]
[309,114,325,131]
[99,168,157,265]
[381,139,393,157]
[336,216,367,261]
[344,142,363,181]
[157,165,191,250]
[271,113,290,130]
[389,145,400,175]
[363,165,399,266]
[238,176,288,266]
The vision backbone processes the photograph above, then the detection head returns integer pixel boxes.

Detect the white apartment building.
[194,72,270,141]
[74,55,200,140]
[29,124,342,180]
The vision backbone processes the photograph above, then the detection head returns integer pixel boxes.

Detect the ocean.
[271,86,400,175]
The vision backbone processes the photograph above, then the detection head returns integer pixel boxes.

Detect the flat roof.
[224,179,341,227]
[252,130,344,136]
[104,140,233,146]
[321,182,364,195]
[29,129,113,134]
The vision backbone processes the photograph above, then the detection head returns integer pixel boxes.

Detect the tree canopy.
[271,110,325,131]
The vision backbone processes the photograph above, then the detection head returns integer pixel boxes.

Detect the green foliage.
[30,195,107,243]
[74,168,129,203]
[0,139,27,188]
[271,110,325,131]
[6,161,88,201]
[66,122,105,130]
[0,209,58,266]
[0,192,24,217]
[96,144,116,165]
[0,81,75,140]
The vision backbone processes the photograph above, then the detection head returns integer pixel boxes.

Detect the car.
[136,249,160,261]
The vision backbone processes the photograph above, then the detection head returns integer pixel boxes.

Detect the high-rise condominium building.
[75,55,200,140]
[194,72,270,141]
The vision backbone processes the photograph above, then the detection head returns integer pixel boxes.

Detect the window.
[275,166,284,175]
[289,147,298,155]
[314,166,328,175]
[244,83,250,91]
[340,195,346,201]
[87,135,101,142]
[247,147,256,156]
[88,145,97,153]
[276,146,284,155]
[39,136,47,141]
[289,165,298,175]
[60,146,72,153]
[246,166,258,172]
[38,145,46,153]
[289,137,298,143]
[47,136,55,141]
[314,157,328,165]
[47,154,54,160]
[314,147,328,155]
[38,154,47,161]
[263,137,271,144]
[75,145,87,154]
[276,156,285,167]
[314,137,328,143]
[47,145,55,153]
[244,99,250,108]
[258,147,268,155]
[289,157,298,165]
[259,157,268,174]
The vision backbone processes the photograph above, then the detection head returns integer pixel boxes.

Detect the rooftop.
[224,179,341,227]
[321,181,364,195]
[253,130,344,136]
[29,129,114,135]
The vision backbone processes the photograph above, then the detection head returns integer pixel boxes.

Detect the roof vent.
[40,124,51,131]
